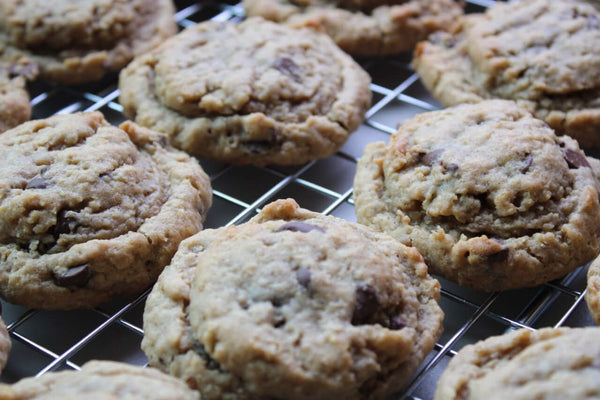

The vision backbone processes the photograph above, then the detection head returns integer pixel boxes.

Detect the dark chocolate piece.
[296,267,311,289]
[563,148,591,169]
[277,221,325,234]
[351,283,379,326]
[53,264,91,287]
[272,57,302,82]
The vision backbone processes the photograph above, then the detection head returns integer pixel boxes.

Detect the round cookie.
[118,17,371,166]
[434,327,600,400]
[0,0,177,84]
[243,0,463,57]
[0,59,37,133]
[0,360,200,399]
[353,100,600,291]
[586,254,600,325]
[142,198,443,400]
[0,313,10,375]
[412,0,600,149]
[0,112,212,310]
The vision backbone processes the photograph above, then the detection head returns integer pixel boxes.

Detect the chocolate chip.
[192,341,222,371]
[158,135,168,148]
[272,57,302,83]
[487,247,509,264]
[53,264,91,287]
[351,283,379,326]
[54,209,78,235]
[521,153,533,174]
[296,267,311,288]
[277,221,325,234]
[419,149,444,167]
[243,128,281,154]
[26,176,47,189]
[389,315,406,330]
[563,148,591,169]
[445,163,459,172]
[8,61,38,80]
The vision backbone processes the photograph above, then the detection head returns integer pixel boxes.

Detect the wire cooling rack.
[1,0,596,398]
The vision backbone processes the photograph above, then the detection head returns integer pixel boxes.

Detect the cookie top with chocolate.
[434,327,600,400]
[0,360,200,399]
[353,100,600,291]
[243,0,463,56]
[0,0,177,84]
[142,198,443,400]
[412,0,600,149]
[118,17,371,166]
[0,112,212,309]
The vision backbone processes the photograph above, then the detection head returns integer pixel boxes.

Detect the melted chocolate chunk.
[419,149,444,167]
[243,128,282,154]
[53,264,91,287]
[563,148,591,169]
[296,267,311,288]
[487,247,509,264]
[54,209,78,236]
[26,176,48,189]
[192,341,222,371]
[521,153,533,174]
[272,57,302,83]
[389,315,406,330]
[351,283,379,326]
[158,135,168,148]
[277,221,325,234]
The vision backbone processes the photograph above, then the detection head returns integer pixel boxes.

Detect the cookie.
[0,112,212,310]
[0,313,9,375]
[586,254,600,325]
[0,59,37,133]
[118,18,371,166]
[434,327,600,400]
[142,198,443,400]
[0,360,200,399]
[0,0,177,84]
[412,0,600,149]
[243,0,463,56]
[353,100,600,291]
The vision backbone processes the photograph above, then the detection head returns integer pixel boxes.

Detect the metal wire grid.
[0,0,595,398]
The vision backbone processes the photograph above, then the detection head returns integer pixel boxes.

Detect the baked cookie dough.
[119,18,371,166]
[0,112,212,310]
[0,59,37,133]
[0,0,177,84]
[142,198,443,400]
[413,0,600,149]
[586,254,600,325]
[353,100,600,291]
[243,0,463,56]
[434,327,600,400]
[0,313,10,375]
[0,360,200,399]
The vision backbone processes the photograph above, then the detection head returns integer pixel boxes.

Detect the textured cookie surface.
[434,327,600,400]
[0,314,9,374]
[119,18,371,166]
[0,60,36,133]
[353,100,600,291]
[142,198,443,400]
[0,112,212,310]
[243,0,463,56]
[0,0,177,84]
[586,254,600,325]
[0,360,200,399]
[412,0,600,149]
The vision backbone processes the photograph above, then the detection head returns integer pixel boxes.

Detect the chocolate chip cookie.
[413,0,600,149]
[353,100,600,291]
[0,314,9,374]
[243,0,463,56]
[0,59,37,133]
[434,327,600,400]
[0,112,212,310]
[586,254,600,325]
[0,0,177,84]
[119,17,371,166]
[142,198,443,400]
[0,360,200,399]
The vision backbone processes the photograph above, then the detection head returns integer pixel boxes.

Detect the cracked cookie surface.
[434,327,600,400]
[0,360,200,399]
[0,0,177,84]
[413,0,600,149]
[353,100,600,291]
[0,112,212,309]
[119,17,371,166]
[142,198,443,400]
[243,0,463,56]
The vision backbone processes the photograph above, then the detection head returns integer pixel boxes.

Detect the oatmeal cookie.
[0,112,212,310]
[142,198,443,400]
[353,100,600,291]
[243,0,463,56]
[0,360,200,399]
[434,327,600,400]
[0,0,177,84]
[0,59,37,133]
[119,18,371,166]
[412,0,600,149]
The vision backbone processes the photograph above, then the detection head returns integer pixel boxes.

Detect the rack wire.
[1,0,596,398]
